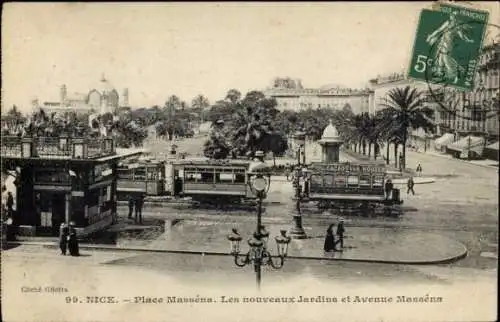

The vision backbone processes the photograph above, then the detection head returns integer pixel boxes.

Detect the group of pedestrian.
[59,222,80,256]
[128,195,144,224]
[323,219,345,252]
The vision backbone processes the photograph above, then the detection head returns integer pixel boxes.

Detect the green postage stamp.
[408,3,490,90]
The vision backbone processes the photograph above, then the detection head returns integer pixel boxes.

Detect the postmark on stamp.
[408,5,489,91]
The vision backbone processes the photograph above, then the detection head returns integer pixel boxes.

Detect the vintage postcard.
[1,2,499,322]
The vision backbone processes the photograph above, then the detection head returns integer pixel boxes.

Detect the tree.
[379,86,435,169]
[225,89,241,105]
[191,94,210,111]
[165,95,182,111]
[203,125,231,159]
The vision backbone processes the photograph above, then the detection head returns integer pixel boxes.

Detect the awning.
[447,136,485,154]
[434,133,455,149]
[485,141,499,151]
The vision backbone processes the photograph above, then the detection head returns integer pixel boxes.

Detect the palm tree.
[379,86,435,169]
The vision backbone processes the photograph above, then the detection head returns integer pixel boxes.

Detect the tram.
[303,162,402,214]
[116,159,166,198]
[116,157,261,204]
[170,159,259,204]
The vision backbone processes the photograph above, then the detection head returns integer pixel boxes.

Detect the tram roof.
[171,158,252,167]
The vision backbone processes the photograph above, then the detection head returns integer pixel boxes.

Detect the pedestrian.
[67,222,80,256]
[416,164,423,177]
[135,194,144,224]
[384,179,393,200]
[59,222,69,255]
[6,191,14,218]
[335,218,345,249]
[323,224,337,252]
[407,177,415,195]
[128,196,134,219]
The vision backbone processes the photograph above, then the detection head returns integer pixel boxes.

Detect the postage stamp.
[408,6,489,91]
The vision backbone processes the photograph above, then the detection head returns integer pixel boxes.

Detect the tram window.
[134,168,147,180]
[201,171,214,183]
[359,175,371,187]
[373,176,384,188]
[185,172,201,182]
[334,175,346,187]
[216,173,234,183]
[234,173,245,183]
[347,175,359,187]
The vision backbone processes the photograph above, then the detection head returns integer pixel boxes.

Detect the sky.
[2,2,499,113]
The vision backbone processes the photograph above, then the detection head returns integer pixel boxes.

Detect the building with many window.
[263,77,371,114]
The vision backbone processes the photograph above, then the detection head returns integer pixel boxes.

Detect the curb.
[392,177,436,185]
[4,241,468,266]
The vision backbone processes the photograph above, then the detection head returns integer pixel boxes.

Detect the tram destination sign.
[311,163,386,174]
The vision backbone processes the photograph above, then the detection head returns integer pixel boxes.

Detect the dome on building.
[318,119,343,144]
[93,74,117,94]
[322,120,339,139]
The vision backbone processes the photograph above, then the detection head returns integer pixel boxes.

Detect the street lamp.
[288,130,307,239]
[227,156,291,290]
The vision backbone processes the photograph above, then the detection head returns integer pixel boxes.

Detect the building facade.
[436,40,500,141]
[368,71,433,115]
[263,78,371,114]
[32,74,130,116]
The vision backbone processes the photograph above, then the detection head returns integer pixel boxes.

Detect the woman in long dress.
[324,224,337,252]
[68,223,80,256]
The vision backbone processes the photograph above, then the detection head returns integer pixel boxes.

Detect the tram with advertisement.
[116,157,261,204]
[303,162,402,215]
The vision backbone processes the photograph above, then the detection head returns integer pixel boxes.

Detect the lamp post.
[227,156,291,290]
[288,130,307,239]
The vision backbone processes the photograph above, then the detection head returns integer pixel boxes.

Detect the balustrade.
[0,136,115,159]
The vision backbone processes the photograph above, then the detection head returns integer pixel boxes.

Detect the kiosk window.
[134,168,146,180]
[117,169,133,180]
[310,175,323,186]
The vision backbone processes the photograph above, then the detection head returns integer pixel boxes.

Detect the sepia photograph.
[1,2,499,321]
